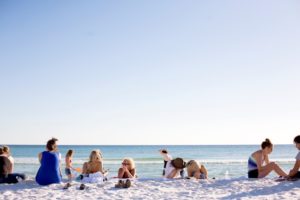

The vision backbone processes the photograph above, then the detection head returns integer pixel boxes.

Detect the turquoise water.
[3,145,298,179]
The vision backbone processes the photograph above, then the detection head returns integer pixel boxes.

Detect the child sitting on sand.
[186,160,208,179]
[288,135,300,179]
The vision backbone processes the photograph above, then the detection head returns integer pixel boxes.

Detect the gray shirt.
[296,151,300,160]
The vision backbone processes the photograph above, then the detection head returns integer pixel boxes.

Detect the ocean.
[4,145,298,179]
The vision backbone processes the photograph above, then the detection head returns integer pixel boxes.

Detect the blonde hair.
[89,149,102,162]
[123,158,135,170]
[186,160,200,177]
[3,146,10,154]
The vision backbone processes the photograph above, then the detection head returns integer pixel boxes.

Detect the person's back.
[84,161,102,174]
[0,156,11,178]
[0,154,26,184]
[36,151,61,185]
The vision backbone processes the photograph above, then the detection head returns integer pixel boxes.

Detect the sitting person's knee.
[270,162,279,168]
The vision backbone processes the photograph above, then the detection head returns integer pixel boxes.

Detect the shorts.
[199,173,206,179]
[292,171,300,178]
[248,169,259,178]
[65,168,72,176]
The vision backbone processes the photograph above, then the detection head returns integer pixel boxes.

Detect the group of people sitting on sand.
[0,135,300,188]
[247,137,300,179]
[34,138,136,189]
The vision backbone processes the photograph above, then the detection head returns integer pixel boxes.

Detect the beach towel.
[81,172,105,183]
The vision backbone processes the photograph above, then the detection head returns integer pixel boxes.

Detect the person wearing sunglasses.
[118,158,136,179]
[115,158,136,188]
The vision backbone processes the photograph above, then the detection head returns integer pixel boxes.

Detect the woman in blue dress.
[36,138,62,185]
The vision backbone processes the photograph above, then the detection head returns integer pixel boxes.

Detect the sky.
[0,0,299,145]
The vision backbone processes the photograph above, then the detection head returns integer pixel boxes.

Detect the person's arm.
[159,150,172,161]
[166,169,179,178]
[82,162,88,174]
[5,159,13,174]
[254,152,263,172]
[200,165,208,178]
[125,168,136,178]
[38,152,42,163]
[264,154,270,165]
[99,161,105,174]
[58,156,62,178]
[288,160,300,177]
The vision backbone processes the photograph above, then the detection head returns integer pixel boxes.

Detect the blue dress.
[36,151,61,185]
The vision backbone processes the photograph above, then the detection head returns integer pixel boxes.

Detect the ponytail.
[261,138,272,149]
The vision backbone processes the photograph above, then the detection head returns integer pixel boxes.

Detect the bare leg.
[259,162,287,178]
[118,168,125,178]
[200,165,208,178]
[67,174,72,182]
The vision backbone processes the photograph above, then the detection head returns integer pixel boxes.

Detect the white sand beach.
[0,177,299,200]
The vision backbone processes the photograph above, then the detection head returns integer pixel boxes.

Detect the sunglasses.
[122,162,129,165]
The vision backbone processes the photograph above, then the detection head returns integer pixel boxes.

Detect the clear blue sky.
[0,0,299,145]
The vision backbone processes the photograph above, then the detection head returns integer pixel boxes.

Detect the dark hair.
[46,138,58,151]
[294,135,300,144]
[162,149,168,154]
[0,147,3,155]
[171,158,186,169]
[261,138,273,149]
[66,149,73,157]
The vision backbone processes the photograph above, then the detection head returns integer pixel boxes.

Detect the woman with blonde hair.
[115,158,136,188]
[186,160,208,179]
[76,150,107,190]
[118,158,136,178]
[82,150,105,175]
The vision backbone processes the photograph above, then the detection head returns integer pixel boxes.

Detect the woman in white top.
[164,158,186,178]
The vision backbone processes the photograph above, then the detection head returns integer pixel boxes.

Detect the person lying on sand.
[288,135,300,179]
[164,158,186,179]
[247,138,287,178]
[186,160,208,179]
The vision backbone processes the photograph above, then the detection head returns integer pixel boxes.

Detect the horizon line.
[0,143,292,146]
